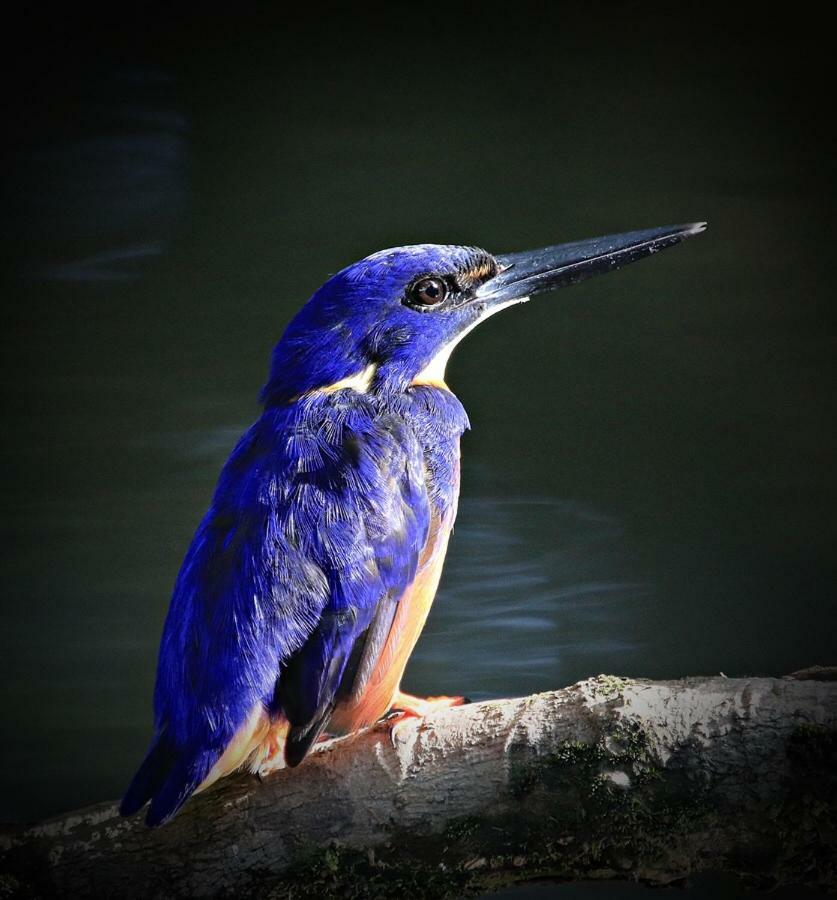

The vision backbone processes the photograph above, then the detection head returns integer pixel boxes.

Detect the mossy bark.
[2,674,836,898]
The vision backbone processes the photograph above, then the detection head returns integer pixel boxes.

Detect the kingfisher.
[121,223,705,826]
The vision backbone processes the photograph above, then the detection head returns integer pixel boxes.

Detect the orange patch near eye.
[461,258,497,286]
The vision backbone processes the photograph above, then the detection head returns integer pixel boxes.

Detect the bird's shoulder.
[216,385,468,507]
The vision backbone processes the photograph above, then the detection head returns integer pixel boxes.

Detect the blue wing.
[121,390,432,825]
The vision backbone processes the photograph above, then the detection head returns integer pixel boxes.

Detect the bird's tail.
[120,731,215,827]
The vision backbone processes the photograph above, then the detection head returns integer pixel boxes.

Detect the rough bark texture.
[2,674,836,898]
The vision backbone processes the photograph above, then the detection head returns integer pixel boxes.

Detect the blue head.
[261,244,506,404]
[261,225,706,405]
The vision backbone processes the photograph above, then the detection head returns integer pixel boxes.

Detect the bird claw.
[390,692,470,717]
[378,692,469,747]
[254,730,287,779]
[255,728,335,778]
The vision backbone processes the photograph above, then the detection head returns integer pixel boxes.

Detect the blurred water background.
[2,7,834,897]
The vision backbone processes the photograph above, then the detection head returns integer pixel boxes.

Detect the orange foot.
[384,690,469,723]
[255,730,286,779]
[256,728,336,779]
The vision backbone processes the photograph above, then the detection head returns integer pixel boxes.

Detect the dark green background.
[2,6,835,895]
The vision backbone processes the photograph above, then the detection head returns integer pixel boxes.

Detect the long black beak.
[477,222,706,305]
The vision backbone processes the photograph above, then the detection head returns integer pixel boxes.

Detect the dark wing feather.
[339,588,400,706]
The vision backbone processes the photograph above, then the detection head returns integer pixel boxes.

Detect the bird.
[120,222,705,826]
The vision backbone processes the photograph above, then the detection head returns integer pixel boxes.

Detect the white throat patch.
[411,296,529,388]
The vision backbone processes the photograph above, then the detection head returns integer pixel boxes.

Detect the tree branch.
[2,674,836,897]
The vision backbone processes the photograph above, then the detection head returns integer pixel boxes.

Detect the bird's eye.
[409,277,448,307]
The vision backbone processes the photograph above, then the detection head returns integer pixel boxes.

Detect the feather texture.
[123,384,467,824]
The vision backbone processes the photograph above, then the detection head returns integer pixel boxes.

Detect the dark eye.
[409,276,448,307]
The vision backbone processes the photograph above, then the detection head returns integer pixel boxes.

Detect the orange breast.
[329,493,457,733]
